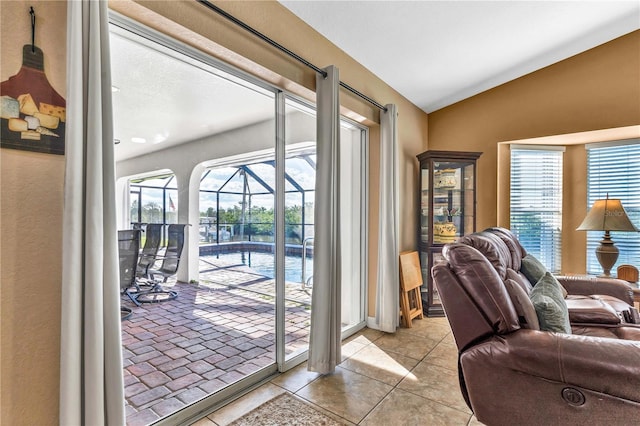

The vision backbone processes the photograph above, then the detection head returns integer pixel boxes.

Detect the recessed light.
[112,86,120,93]
[153,133,168,144]
[131,137,146,144]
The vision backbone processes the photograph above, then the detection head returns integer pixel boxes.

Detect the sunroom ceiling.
[110,27,275,162]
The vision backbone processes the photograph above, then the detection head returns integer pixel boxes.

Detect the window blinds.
[510,147,563,273]
[585,141,640,275]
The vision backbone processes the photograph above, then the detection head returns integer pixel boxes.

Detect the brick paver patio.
[121,256,311,425]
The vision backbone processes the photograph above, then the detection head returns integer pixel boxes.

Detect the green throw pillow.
[529,272,572,334]
[520,254,548,285]
[521,254,568,298]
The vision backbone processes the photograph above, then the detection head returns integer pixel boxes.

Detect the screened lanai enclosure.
[198,153,316,247]
[128,152,317,285]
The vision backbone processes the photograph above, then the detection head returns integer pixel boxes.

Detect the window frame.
[509,145,565,273]
[585,140,640,275]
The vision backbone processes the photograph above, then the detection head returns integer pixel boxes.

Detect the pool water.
[205,251,313,283]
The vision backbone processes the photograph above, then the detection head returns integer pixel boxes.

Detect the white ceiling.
[279,1,640,113]
[111,1,639,162]
[110,28,276,162]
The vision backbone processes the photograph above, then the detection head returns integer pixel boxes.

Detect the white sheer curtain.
[375,104,399,333]
[60,1,125,424]
[308,65,342,374]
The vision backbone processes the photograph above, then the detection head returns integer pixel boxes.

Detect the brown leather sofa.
[432,227,640,425]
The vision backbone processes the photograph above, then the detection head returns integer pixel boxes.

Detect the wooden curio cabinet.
[417,150,482,316]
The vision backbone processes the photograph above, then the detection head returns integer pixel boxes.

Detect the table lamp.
[577,195,639,277]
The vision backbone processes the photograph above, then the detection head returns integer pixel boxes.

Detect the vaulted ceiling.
[111,1,640,161]
[280,1,640,113]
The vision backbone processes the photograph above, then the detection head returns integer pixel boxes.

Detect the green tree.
[284,204,303,242]
[130,199,139,223]
[142,201,162,223]
[249,206,274,235]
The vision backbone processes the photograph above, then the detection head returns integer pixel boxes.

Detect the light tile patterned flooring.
[191,317,484,426]
[121,258,312,425]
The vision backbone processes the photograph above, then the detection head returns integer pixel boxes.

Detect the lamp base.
[595,231,619,277]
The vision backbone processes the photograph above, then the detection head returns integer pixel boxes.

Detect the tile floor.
[190,316,483,426]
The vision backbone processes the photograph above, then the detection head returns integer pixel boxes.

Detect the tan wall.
[108,0,429,317]
[429,31,640,274]
[1,1,428,422]
[563,144,588,274]
[0,1,66,424]
[6,2,635,422]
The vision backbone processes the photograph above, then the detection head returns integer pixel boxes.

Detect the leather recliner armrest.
[557,275,634,305]
[463,330,640,401]
[461,330,640,425]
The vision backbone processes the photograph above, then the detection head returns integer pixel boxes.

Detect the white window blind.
[585,141,640,275]
[510,146,563,273]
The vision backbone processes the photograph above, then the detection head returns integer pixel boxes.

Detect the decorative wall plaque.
[1,9,65,155]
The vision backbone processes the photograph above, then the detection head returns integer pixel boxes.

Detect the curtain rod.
[197,0,388,112]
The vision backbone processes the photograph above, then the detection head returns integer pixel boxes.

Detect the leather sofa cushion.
[591,295,634,314]
[557,276,634,305]
[530,272,571,334]
[506,268,532,294]
[457,232,512,279]
[485,227,526,270]
[572,325,640,341]
[443,243,520,334]
[505,278,540,329]
[565,297,621,324]
[614,326,640,340]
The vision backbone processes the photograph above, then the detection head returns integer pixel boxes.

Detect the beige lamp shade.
[576,198,638,232]
[576,197,638,277]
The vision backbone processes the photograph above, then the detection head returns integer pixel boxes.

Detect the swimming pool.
[203,250,313,283]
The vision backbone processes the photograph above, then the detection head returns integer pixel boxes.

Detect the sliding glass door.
[111,15,367,426]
